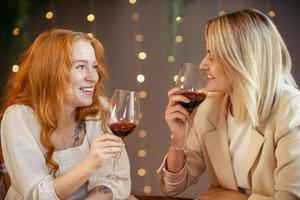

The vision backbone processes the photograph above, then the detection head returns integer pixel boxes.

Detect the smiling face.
[64,39,99,110]
[199,49,232,94]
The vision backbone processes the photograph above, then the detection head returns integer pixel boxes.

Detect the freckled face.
[65,39,99,110]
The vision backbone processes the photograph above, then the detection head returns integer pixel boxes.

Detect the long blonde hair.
[205,9,297,127]
[0,28,109,175]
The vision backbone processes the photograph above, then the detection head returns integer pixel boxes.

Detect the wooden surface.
[134,196,193,200]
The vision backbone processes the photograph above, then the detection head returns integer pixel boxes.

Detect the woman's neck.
[57,106,77,134]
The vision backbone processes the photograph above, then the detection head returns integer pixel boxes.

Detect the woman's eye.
[93,65,98,69]
[76,65,85,69]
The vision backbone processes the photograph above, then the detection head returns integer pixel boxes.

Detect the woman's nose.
[199,59,208,70]
[86,68,98,82]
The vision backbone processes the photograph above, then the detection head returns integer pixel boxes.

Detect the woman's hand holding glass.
[166,63,207,151]
[165,87,191,148]
[83,134,123,173]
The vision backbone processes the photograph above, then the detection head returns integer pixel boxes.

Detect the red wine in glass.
[109,122,137,140]
[178,91,207,113]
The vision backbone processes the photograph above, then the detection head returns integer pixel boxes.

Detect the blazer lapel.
[202,96,238,190]
[245,128,265,188]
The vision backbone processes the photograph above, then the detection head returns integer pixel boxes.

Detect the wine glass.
[175,62,207,151]
[106,89,140,181]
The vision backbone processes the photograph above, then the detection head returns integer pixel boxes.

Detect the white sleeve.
[1,105,59,200]
[87,147,131,200]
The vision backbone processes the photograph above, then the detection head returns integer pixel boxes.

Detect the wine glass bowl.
[107,89,140,139]
[176,62,207,113]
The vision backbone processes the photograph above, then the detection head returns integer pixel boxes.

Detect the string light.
[13,27,20,36]
[180,76,185,82]
[139,130,146,138]
[176,16,183,23]
[129,0,137,5]
[86,33,94,38]
[12,65,19,73]
[143,186,151,194]
[137,168,146,176]
[139,91,147,99]
[173,75,178,82]
[135,34,144,42]
[138,149,146,157]
[87,14,95,22]
[137,74,145,83]
[219,10,226,16]
[138,52,147,60]
[167,56,175,63]
[131,13,140,21]
[175,35,183,43]
[268,10,276,17]
[45,11,54,19]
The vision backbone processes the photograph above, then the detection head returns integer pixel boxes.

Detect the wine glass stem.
[183,118,189,150]
[111,144,123,177]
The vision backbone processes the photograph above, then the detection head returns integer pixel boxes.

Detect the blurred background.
[1,0,300,198]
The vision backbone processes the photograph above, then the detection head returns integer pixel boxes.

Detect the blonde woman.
[1,29,131,200]
[158,9,300,200]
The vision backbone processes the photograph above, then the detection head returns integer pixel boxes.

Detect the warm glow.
[12,65,19,73]
[268,10,276,17]
[139,130,146,138]
[135,34,144,42]
[86,33,94,38]
[173,75,178,82]
[129,0,137,4]
[219,10,226,16]
[13,27,20,36]
[138,52,147,60]
[180,76,185,82]
[143,186,151,194]
[167,56,175,63]
[176,16,183,23]
[139,91,147,99]
[137,74,145,83]
[140,112,143,120]
[87,14,95,22]
[45,11,54,19]
[138,149,146,157]
[132,13,140,21]
[175,35,183,43]
[137,168,146,176]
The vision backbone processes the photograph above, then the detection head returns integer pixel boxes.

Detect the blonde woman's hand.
[83,134,123,173]
[165,87,190,141]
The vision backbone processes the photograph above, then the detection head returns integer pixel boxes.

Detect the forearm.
[85,186,112,200]
[85,192,112,200]
[166,137,186,173]
[53,161,92,199]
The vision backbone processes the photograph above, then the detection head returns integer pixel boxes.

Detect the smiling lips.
[207,74,214,80]
[80,86,94,96]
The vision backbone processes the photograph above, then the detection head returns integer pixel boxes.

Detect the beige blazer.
[157,84,300,200]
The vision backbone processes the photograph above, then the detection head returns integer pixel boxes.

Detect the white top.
[227,110,252,193]
[1,105,131,200]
